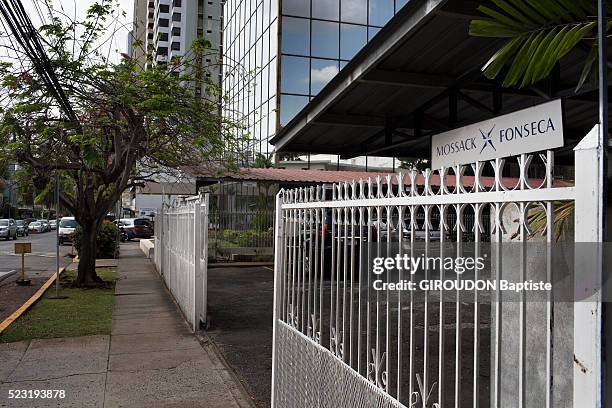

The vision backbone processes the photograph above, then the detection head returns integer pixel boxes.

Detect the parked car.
[28,221,44,233]
[37,219,50,232]
[0,219,18,240]
[58,217,78,245]
[15,220,29,237]
[118,218,153,239]
[49,219,57,230]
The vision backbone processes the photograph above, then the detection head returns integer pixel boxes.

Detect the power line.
[0,0,77,121]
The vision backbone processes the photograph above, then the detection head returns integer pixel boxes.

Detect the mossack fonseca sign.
[431,99,563,168]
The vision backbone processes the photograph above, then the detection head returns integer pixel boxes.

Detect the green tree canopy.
[0,0,245,285]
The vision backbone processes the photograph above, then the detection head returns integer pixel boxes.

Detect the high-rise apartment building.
[222,0,408,165]
[131,0,222,83]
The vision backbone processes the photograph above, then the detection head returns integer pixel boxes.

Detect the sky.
[2,0,133,64]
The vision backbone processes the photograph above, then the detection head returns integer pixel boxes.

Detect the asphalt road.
[207,266,274,408]
[0,231,73,280]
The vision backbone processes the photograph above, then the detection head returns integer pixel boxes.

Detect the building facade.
[222,0,408,166]
[131,0,222,83]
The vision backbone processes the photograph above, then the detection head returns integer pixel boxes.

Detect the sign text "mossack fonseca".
[431,100,564,168]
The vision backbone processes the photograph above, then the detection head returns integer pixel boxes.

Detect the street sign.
[15,242,31,286]
[14,242,31,254]
[431,99,564,168]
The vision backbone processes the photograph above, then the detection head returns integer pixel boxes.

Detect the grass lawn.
[0,268,118,343]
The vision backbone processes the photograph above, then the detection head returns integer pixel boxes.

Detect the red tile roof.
[187,167,573,189]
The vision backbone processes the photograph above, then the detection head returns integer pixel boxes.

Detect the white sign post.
[431,100,564,168]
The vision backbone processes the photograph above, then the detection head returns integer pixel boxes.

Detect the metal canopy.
[270,0,609,161]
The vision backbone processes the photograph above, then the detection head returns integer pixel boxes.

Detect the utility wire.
[11,0,76,118]
[0,0,77,121]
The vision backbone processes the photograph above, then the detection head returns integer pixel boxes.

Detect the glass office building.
[222,0,408,163]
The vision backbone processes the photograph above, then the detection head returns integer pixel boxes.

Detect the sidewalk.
[0,244,256,407]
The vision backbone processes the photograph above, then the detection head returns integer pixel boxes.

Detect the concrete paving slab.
[0,341,29,382]
[111,316,186,335]
[108,348,209,372]
[111,305,178,317]
[112,300,176,312]
[109,332,201,355]
[113,295,176,309]
[104,359,245,408]
[111,310,179,321]
[7,336,109,382]
[0,373,105,408]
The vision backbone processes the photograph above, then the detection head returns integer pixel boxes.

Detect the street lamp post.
[55,172,60,298]
[48,170,66,300]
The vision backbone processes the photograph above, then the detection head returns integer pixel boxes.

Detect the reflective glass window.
[269,57,277,95]
[369,0,394,26]
[281,17,309,56]
[263,0,270,27]
[340,23,366,60]
[271,0,278,21]
[261,64,269,101]
[270,19,278,55]
[280,94,309,126]
[368,26,381,40]
[268,96,277,134]
[310,59,339,94]
[262,28,270,64]
[283,0,310,17]
[312,0,339,20]
[311,20,339,59]
[340,0,366,24]
[255,71,262,105]
[395,0,409,10]
[280,55,309,94]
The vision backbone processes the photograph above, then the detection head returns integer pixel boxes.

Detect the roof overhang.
[271,0,609,161]
[186,166,571,189]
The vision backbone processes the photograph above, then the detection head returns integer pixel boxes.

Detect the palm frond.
[510,201,574,241]
[470,0,606,88]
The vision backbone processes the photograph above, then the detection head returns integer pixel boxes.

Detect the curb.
[0,269,17,283]
[196,333,260,408]
[0,266,66,334]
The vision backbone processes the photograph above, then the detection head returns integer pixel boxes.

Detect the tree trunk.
[75,220,103,287]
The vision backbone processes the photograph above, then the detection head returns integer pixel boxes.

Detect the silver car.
[0,219,18,240]
[37,219,50,232]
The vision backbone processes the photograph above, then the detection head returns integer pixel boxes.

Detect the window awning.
[270,0,608,161]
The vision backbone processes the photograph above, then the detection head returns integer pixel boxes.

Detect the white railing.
[271,127,603,408]
[154,193,209,331]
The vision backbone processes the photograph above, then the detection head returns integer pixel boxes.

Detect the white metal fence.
[154,194,209,331]
[271,127,603,407]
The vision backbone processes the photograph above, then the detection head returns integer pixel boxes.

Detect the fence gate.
[271,127,603,408]
[154,193,209,331]
[208,181,275,262]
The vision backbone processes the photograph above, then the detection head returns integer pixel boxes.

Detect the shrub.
[73,221,119,259]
